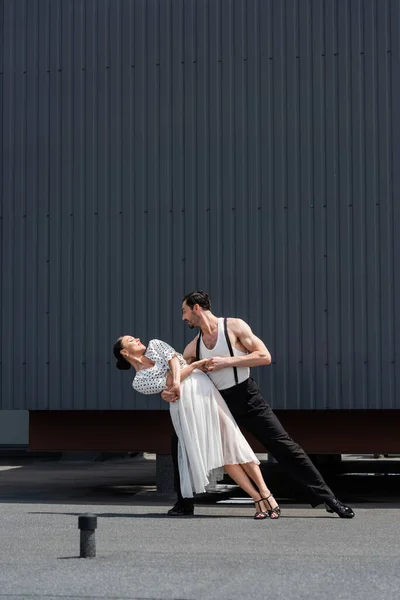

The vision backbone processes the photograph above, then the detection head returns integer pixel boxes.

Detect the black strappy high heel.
[254,498,268,520]
[261,494,281,519]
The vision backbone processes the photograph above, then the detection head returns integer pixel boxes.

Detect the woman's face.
[120,336,146,360]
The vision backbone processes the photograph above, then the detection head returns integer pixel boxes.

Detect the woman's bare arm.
[167,356,182,398]
[167,358,208,384]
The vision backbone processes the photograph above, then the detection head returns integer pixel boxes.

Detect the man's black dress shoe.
[325,498,355,518]
[167,502,194,516]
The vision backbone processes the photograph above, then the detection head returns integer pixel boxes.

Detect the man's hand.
[204,357,230,372]
[161,389,178,403]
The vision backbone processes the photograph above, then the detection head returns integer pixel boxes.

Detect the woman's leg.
[240,462,280,517]
[223,463,267,518]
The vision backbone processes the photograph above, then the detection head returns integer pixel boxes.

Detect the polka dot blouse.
[132,339,186,395]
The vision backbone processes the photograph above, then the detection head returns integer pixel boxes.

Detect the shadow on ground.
[1,455,400,506]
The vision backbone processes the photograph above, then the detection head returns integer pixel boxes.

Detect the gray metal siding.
[1,0,399,410]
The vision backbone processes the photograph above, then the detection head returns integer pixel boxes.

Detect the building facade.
[1,0,399,450]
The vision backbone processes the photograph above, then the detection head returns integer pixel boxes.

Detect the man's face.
[182,301,200,329]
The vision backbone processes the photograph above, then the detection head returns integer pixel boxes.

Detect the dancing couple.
[113,291,355,520]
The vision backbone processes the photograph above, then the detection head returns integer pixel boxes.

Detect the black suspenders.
[223,318,239,385]
[196,318,239,386]
[196,333,201,361]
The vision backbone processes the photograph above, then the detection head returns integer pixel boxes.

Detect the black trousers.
[171,377,335,508]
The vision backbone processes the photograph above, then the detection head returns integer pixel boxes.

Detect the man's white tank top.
[199,318,250,390]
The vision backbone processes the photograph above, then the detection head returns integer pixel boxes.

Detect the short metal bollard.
[78,513,97,558]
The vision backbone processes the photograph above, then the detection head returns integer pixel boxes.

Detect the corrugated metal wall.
[1,0,399,411]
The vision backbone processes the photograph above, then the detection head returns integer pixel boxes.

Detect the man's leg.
[168,432,194,515]
[222,379,354,516]
[242,403,334,506]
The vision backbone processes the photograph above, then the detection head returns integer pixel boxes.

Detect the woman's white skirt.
[169,369,260,498]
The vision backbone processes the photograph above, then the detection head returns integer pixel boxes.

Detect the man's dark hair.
[183,290,211,311]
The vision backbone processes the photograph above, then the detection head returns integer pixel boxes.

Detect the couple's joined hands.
[162,357,229,403]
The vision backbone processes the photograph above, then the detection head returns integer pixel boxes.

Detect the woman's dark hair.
[183,290,211,311]
[113,337,131,370]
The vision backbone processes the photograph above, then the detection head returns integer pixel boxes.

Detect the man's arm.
[182,336,198,364]
[205,319,271,372]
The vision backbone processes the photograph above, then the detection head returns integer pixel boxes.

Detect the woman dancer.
[113,335,280,519]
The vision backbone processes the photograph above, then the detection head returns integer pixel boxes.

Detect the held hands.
[191,358,209,372]
[169,381,181,400]
[161,388,177,403]
[202,357,229,372]
[160,384,180,402]
[187,357,229,373]
[161,372,180,403]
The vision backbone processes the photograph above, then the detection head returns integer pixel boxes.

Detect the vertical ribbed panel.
[1,0,399,410]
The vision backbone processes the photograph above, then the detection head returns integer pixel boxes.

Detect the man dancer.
[161,291,355,519]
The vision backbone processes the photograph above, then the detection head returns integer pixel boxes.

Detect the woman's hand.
[166,357,181,400]
[163,371,180,402]
[168,381,181,400]
[192,358,209,372]
[161,389,177,403]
